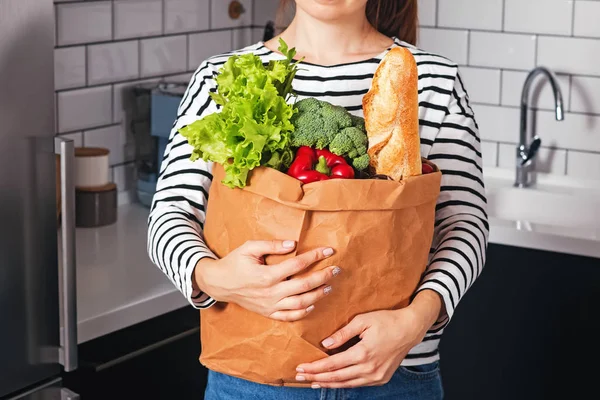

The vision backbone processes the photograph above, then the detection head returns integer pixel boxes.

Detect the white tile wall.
[54,0,257,193]
[55,47,86,90]
[417,0,600,180]
[501,71,571,110]
[504,0,574,35]
[113,0,163,39]
[469,32,537,70]
[211,0,253,29]
[438,0,503,31]
[56,1,112,46]
[164,0,210,34]
[140,36,187,77]
[567,150,600,180]
[571,76,600,115]
[87,41,139,85]
[480,141,499,168]
[417,28,469,64]
[574,1,600,38]
[57,86,113,133]
[84,125,126,165]
[460,67,501,105]
[498,143,567,174]
[538,36,600,76]
[188,30,233,70]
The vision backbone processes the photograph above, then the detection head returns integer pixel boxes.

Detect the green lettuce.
[179,39,301,189]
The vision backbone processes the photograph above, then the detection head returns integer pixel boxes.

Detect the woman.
[148,0,488,398]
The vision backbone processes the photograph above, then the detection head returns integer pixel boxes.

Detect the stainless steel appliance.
[0,0,79,398]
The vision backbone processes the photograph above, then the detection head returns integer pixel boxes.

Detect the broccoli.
[351,153,370,171]
[328,126,368,160]
[291,98,353,149]
[291,98,371,171]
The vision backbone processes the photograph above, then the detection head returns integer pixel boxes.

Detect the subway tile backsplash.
[417,0,600,180]
[54,0,600,196]
[53,0,258,194]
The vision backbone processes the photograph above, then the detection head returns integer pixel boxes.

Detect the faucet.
[515,66,565,188]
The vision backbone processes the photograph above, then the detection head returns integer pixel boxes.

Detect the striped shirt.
[147,38,489,366]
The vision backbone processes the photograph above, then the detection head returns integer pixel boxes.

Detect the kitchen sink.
[485,174,600,243]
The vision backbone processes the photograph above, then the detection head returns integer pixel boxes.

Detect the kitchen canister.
[74,147,110,189]
[74,147,118,228]
[75,183,118,228]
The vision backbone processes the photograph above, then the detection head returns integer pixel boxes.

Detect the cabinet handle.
[58,138,78,372]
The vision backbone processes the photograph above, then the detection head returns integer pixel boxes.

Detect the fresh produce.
[179,39,301,189]
[287,146,355,184]
[290,98,370,171]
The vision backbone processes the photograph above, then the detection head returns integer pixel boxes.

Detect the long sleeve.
[416,71,490,331]
[147,61,219,309]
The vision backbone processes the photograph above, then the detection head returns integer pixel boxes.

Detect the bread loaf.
[363,47,421,180]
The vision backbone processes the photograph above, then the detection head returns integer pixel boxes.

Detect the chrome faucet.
[515,67,565,188]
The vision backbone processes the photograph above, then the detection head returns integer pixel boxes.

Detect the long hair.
[276,0,419,45]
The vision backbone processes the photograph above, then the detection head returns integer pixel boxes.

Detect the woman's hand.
[194,240,341,322]
[295,290,443,388]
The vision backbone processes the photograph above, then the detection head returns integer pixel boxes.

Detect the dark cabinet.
[64,307,209,400]
[439,244,600,400]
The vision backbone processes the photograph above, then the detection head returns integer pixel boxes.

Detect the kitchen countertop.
[71,171,600,342]
[73,203,189,344]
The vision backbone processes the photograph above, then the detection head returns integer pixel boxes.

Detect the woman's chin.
[296,0,367,20]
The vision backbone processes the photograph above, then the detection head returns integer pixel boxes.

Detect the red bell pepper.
[287,146,354,184]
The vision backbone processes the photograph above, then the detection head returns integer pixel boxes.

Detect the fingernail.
[323,248,334,257]
[324,286,332,295]
[295,375,306,381]
[283,240,296,248]
[322,338,334,348]
[332,266,341,276]
[296,367,305,373]
[311,384,321,389]
[306,305,315,313]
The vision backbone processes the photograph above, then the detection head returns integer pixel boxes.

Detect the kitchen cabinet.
[63,307,208,400]
[439,244,600,400]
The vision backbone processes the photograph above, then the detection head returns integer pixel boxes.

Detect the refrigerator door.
[0,0,61,398]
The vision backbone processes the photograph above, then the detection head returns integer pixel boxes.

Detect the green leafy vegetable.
[179,38,302,188]
[290,98,370,171]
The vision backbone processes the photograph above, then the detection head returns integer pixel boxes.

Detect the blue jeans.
[204,362,443,400]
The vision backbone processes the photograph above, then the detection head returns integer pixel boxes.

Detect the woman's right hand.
[194,240,341,322]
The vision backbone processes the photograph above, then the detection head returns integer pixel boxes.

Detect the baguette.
[363,47,421,180]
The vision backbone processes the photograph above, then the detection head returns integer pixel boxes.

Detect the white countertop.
[73,203,188,344]
[69,170,600,343]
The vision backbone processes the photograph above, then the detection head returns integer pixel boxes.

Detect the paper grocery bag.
[200,161,441,387]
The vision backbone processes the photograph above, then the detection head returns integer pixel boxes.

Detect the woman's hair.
[276,0,419,45]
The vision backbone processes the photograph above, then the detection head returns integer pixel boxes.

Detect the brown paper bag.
[200,161,441,387]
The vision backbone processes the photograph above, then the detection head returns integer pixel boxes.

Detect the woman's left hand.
[295,290,443,389]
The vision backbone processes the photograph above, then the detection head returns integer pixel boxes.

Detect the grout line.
[498,69,503,106]
[501,0,506,32]
[111,0,115,40]
[138,39,142,78]
[534,34,539,66]
[54,26,255,50]
[570,0,576,37]
[208,0,212,30]
[469,101,600,118]
[568,74,573,112]
[564,150,569,175]
[434,0,439,27]
[161,0,166,35]
[84,45,90,86]
[186,34,190,71]
[466,30,471,65]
